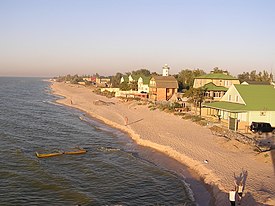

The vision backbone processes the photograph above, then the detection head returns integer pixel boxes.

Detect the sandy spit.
[50,82,275,206]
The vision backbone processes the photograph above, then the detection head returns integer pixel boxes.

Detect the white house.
[203,84,275,131]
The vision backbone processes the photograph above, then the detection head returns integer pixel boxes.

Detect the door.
[229,117,238,131]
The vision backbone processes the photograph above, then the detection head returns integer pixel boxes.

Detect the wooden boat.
[36,152,64,158]
[64,149,87,155]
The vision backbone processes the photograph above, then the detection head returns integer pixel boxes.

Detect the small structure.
[149,65,178,101]
[162,64,170,76]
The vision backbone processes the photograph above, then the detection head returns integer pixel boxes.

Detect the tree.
[175,68,205,91]
[111,72,123,87]
[250,70,257,81]
[212,67,229,74]
[119,81,130,91]
[151,72,160,76]
[184,87,206,116]
[70,74,82,84]
[237,72,250,83]
[129,81,138,91]
[237,70,273,83]
[132,69,151,76]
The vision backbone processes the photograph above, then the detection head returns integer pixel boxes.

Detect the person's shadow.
[234,169,248,189]
[240,191,266,206]
[234,170,248,205]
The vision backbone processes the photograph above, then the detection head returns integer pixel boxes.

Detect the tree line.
[54,68,274,91]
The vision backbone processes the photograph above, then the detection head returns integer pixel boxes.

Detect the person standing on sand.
[237,182,244,201]
[229,190,236,206]
[124,116,128,126]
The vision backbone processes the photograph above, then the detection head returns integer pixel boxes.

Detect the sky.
[0,0,274,77]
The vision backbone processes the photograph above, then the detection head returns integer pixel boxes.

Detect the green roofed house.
[193,71,240,101]
[120,75,134,84]
[120,74,151,93]
[202,82,228,100]
[137,75,151,93]
[203,84,275,131]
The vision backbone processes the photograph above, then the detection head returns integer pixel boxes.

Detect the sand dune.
[51,82,275,206]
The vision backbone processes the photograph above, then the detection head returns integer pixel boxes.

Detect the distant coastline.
[50,81,275,206]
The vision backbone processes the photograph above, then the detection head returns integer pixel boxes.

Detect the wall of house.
[166,88,176,100]
[149,88,157,101]
[248,111,275,126]
[138,84,149,93]
[221,85,246,104]
[194,78,240,88]
[201,107,208,116]
[157,88,167,101]
[115,90,140,98]
[237,112,248,122]
[101,88,120,93]
[237,121,250,132]
[212,79,240,88]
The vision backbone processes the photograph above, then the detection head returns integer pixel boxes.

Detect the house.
[137,76,150,93]
[203,84,275,131]
[149,65,178,101]
[193,72,240,100]
[120,74,151,93]
[120,75,135,84]
[96,77,111,87]
[202,82,228,101]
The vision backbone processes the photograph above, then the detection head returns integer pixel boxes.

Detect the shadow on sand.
[255,133,275,174]
[205,182,264,206]
[126,118,144,126]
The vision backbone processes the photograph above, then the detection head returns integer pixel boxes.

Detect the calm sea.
[0,77,198,206]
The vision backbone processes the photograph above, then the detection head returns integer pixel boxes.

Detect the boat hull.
[36,152,63,158]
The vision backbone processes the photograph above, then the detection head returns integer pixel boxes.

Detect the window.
[260,111,266,116]
[236,96,239,102]
[229,95,231,101]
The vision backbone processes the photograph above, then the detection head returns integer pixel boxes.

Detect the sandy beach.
[51,82,275,206]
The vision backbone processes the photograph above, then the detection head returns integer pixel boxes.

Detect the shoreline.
[67,106,213,205]
[50,82,275,206]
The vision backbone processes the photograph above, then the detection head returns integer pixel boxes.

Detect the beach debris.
[98,146,120,152]
[93,100,115,106]
[204,160,209,164]
[36,147,87,158]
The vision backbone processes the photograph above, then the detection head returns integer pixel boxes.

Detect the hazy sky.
[0,0,274,77]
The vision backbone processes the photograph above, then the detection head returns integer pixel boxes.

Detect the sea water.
[0,77,197,205]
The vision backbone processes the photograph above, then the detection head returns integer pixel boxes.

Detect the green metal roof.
[203,85,275,111]
[122,75,129,82]
[123,75,151,84]
[131,74,140,81]
[196,73,238,80]
[234,84,275,110]
[141,76,151,84]
[202,82,228,91]
[203,101,247,112]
